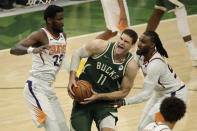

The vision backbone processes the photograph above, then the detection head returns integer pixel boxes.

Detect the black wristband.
[122,99,126,106]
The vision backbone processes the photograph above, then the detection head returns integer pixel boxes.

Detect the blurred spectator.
[15,0,29,6]
[0,0,57,12]
[0,0,14,11]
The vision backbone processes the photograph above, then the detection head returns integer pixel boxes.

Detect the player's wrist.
[27,47,35,54]
[123,98,127,106]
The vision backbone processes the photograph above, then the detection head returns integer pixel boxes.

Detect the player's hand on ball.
[67,78,77,99]
[80,89,97,104]
[71,80,93,102]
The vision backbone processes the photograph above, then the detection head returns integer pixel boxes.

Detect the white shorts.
[101,0,130,32]
[99,114,117,130]
[24,77,68,131]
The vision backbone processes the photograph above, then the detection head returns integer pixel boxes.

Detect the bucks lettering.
[96,62,119,80]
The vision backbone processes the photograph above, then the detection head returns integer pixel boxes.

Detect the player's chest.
[92,60,124,80]
[48,35,67,55]
[139,59,149,76]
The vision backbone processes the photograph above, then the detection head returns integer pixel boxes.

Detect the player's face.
[51,12,64,33]
[136,34,154,56]
[115,33,133,55]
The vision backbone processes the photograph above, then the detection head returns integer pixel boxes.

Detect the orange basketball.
[71,80,93,102]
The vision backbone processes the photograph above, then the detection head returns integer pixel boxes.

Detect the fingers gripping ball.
[72,80,93,102]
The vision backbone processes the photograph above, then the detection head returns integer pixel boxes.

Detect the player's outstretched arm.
[10,30,48,55]
[124,80,155,105]
[124,60,164,105]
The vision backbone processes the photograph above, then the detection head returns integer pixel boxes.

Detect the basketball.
[72,80,93,102]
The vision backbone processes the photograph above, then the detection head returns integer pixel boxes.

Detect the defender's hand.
[110,99,125,109]
[32,45,50,54]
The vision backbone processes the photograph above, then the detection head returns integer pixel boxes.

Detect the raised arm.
[10,30,48,55]
[68,39,109,95]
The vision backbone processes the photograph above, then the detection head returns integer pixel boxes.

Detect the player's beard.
[136,47,149,56]
[52,23,63,33]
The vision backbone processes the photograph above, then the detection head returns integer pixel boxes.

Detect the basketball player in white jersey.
[10,5,69,131]
[111,31,188,131]
[96,0,130,40]
[144,97,186,131]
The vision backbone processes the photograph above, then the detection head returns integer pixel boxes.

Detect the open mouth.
[117,45,124,50]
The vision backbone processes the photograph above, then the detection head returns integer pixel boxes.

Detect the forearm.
[69,71,77,81]
[62,55,70,72]
[97,90,128,101]
[124,81,155,105]
[124,91,151,105]
[10,45,28,55]
[70,52,81,72]
[70,45,89,72]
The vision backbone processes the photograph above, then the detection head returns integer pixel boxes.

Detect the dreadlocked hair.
[144,31,168,58]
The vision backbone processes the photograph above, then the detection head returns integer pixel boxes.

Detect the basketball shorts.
[24,77,68,131]
[70,100,118,131]
[155,0,185,13]
[100,0,130,32]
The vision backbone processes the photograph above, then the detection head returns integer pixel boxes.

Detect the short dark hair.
[44,5,63,21]
[143,31,168,58]
[160,97,186,123]
[122,29,138,45]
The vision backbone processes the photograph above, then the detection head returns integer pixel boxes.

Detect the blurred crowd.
[0,0,57,11]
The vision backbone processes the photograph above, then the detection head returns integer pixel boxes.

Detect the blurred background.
[0,0,197,50]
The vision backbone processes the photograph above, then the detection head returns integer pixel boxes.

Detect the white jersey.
[144,122,171,131]
[30,28,67,83]
[134,51,185,94]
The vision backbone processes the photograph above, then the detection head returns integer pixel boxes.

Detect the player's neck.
[144,49,156,61]
[163,120,175,129]
[46,27,60,38]
[114,53,128,63]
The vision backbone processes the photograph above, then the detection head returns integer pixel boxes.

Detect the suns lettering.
[49,45,66,55]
